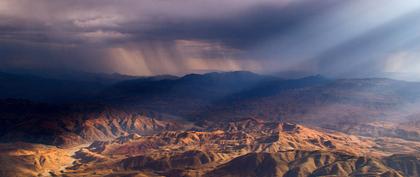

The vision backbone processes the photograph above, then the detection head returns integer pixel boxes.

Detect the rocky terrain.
[207,151,404,177]
[0,142,75,177]
[1,71,420,176]
[0,106,191,147]
[1,115,420,177]
[33,118,415,177]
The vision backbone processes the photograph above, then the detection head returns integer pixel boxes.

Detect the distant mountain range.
[0,71,176,103]
[2,70,420,122]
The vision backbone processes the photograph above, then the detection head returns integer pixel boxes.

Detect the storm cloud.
[1,0,420,79]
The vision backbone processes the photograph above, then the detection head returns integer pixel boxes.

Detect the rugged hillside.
[54,119,420,177]
[0,142,74,177]
[0,103,191,147]
[206,151,403,177]
[383,154,420,177]
[0,119,419,176]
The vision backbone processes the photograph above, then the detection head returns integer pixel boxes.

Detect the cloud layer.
[1,0,420,78]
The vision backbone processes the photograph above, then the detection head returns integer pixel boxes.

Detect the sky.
[1,0,420,80]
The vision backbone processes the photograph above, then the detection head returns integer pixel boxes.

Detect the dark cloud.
[133,1,341,49]
[1,0,420,79]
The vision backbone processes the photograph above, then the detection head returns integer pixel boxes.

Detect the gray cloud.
[1,0,420,79]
